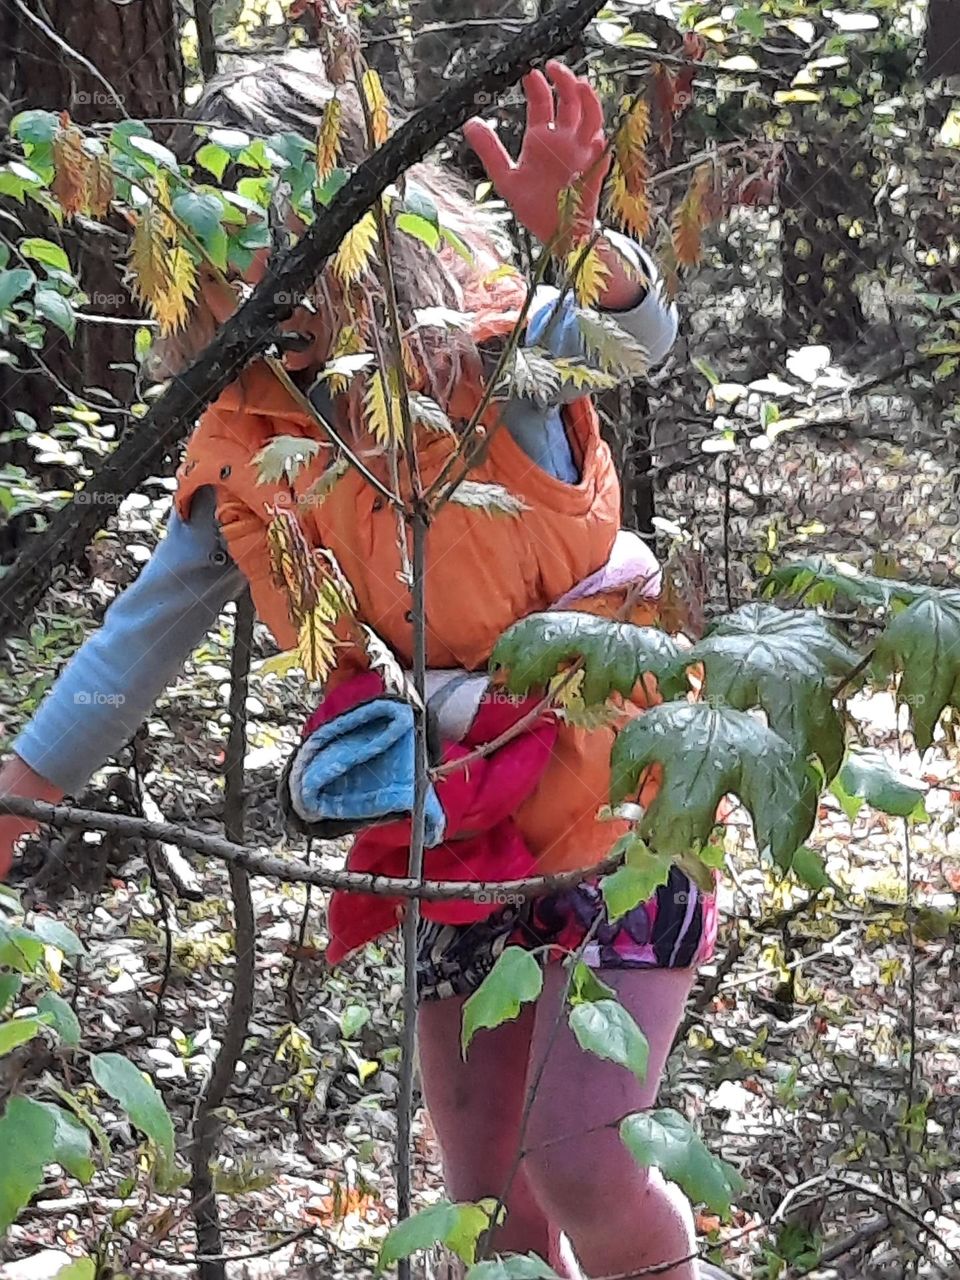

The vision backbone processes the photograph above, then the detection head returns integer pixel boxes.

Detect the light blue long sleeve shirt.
[12,242,677,794]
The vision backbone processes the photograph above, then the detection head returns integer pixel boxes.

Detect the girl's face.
[199,236,329,372]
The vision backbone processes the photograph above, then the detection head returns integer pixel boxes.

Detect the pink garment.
[552,529,661,608]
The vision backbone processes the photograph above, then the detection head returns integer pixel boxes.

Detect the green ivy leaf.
[38,992,82,1047]
[735,7,766,37]
[610,703,817,868]
[0,974,22,1015]
[396,212,441,251]
[34,290,76,342]
[685,604,857,779]
[195,143,232,180]
[601,836,673,921]
[0,1096,56,1231]
[127,134,179,172]
[491,613,684,706]
[10,110,59,144]
[0,923,45,973]
[31,1101,94,1183]
[461,948,543,1057]
[872,593,960,751]
[90,1052,175,1174]
[783,846,833,892]
[172,191,225,238]
[0,1015,48,1056]
[569,1000,649,1081]
[466,1256,561,1279]
[380,1199,497,1269]
[19,238,70,274]
[52,1260,96,1280]
[0,268,37,312]
[31,916,84,957]
[620,1109,744,1218]
[831,750,927,821]
[569,962,615,1006]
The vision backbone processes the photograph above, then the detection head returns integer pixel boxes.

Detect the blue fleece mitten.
[287,697,446,846]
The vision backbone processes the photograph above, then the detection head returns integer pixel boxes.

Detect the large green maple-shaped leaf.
[684,604,857,779]
[490,613,685,706]
[610,703,817,866]
[872,592,960,750]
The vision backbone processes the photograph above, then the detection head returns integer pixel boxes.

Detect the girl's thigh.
[417,993,536,1191]
[523,964,696,1161]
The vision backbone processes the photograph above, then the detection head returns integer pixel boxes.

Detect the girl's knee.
[523,1146,660,1226]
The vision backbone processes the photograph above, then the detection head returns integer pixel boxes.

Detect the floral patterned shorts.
[416,866,718,1002]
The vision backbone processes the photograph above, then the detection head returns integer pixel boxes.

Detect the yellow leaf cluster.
[86,152,114,219]
[127,204,197,335]
[333,211,378,286]
[607,97,651,239]
[266,507,356,684]
[363,368,405,448]
[566,243,611,309]
[362,69,391,146]
[317,97,342,181]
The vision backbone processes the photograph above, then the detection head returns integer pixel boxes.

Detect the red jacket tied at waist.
[308,673,558,964]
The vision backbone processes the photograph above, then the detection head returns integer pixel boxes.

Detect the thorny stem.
[189,593,257,1280]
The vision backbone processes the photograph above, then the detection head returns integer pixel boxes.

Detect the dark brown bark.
[0,0,182,428]
[926,0,960,79]
[0,0,609,643]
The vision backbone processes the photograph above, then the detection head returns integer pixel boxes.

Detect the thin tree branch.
[189,592,256,1280]
[1,794,623,899]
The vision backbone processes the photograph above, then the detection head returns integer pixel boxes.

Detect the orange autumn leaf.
[51,117,92,218]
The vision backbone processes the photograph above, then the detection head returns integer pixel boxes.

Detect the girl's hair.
[154,47,522,402]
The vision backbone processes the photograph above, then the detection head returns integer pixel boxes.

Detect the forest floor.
[1,424,959,1280]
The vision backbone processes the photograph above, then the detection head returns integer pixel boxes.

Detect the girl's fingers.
[522,69,555,130]
[463,118,515,182]
[546,60,582,135]
[577,77,605,144]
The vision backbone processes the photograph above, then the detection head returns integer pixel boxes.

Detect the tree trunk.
[926,0,960,79]
[0,0,183,431]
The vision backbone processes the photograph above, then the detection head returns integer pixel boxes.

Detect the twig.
[11,0,128,117]
[189,593,257,1280]
[396,510,430,1280]
[285,838,315,1024]
[1,794,623,898]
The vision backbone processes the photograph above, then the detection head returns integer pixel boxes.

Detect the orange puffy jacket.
[175,331,659,871]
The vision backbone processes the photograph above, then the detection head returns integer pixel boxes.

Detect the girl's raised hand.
[464,60,610,247]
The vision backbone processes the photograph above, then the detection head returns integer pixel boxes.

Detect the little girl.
[0,50,720,1280]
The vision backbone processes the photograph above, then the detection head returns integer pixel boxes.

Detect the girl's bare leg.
[521,965,699,1280]
[417,995,552,1258]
